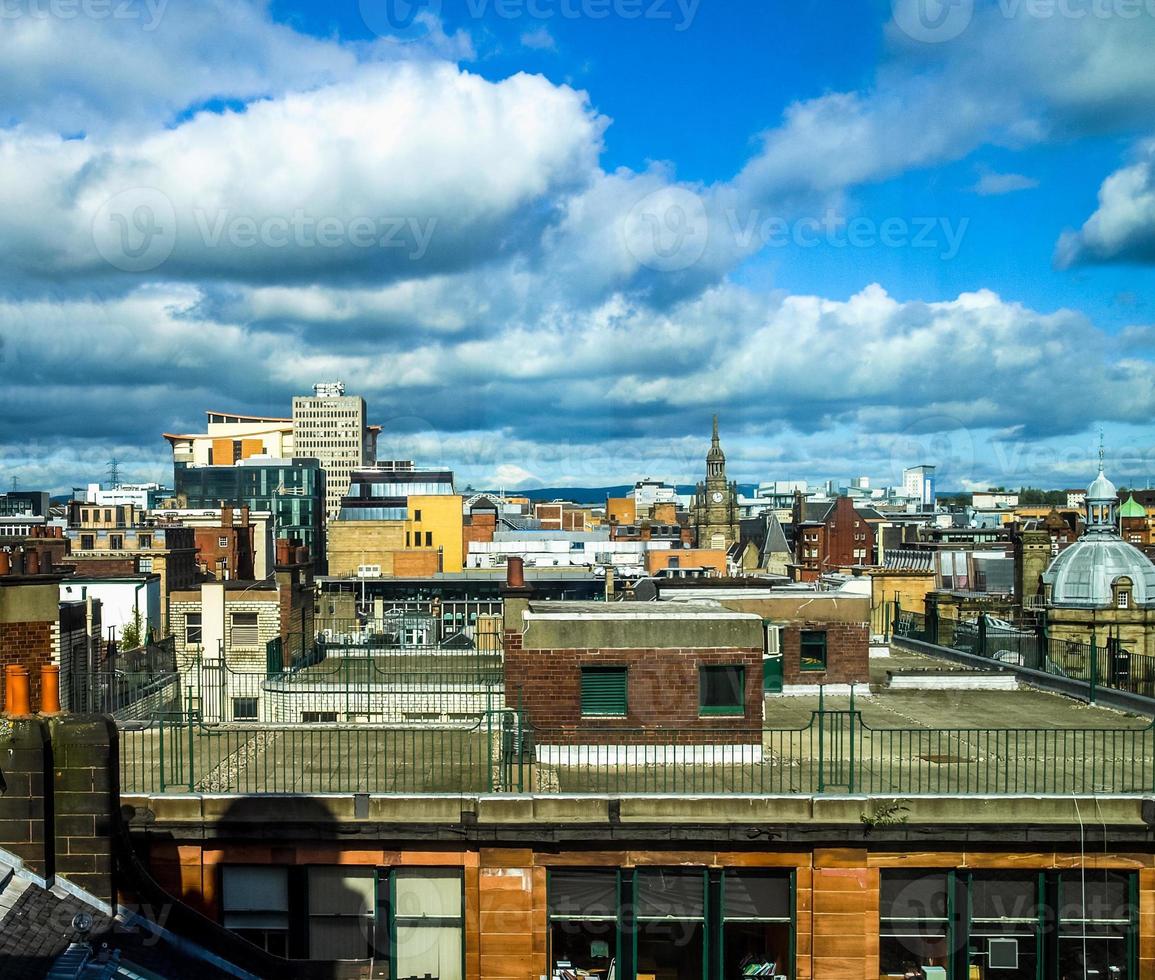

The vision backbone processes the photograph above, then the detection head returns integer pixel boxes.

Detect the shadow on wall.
[119,795,392,980]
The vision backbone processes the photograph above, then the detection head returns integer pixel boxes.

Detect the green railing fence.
[119,694,1155,797]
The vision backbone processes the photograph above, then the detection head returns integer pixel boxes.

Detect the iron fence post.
[1090,633,1098,705]
[848,683,856,794]
[186,686,195,792]
[817,684,825,794]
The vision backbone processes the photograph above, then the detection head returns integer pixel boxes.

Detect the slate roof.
[0,850,240,980]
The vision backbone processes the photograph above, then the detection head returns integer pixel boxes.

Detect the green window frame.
[699,665,746,716]
[581,666,628,717]
[799,630,827,672]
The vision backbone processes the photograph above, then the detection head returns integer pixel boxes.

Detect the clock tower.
[693,415,740,552]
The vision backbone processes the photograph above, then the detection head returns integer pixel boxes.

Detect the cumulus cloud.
[1056,141,1155,267]
[0,0,472,135]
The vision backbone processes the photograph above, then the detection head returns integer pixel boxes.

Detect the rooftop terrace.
[118,646,1155,798]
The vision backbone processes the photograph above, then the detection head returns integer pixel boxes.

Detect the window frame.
[185,612,203,647]
[230,610,260,648]
[232,696,258,721]
[698,664,747,717]
[580,666,629,718]
[388,867,465,980]
[799,630,828,672]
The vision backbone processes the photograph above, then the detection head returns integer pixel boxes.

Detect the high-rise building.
[173,458,325,570]
[291,382,379,519]
[902,464,936,509]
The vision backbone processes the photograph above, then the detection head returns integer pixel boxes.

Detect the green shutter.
[581,667,628,716]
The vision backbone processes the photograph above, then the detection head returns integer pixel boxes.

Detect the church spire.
[707,414,725,477]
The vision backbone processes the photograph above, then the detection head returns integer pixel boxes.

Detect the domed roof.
[1087,468,1117,502]
[1043,535,1155,607]
[1120,494,1147,519]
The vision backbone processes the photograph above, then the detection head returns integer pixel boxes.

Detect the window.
[880,870,952,975]
[308,867,375,960]
[722,871,793,978]
[699,665,746,716]
[302,711,339,723]
[230,611,260,647]
[138,534,152,549]
[636,870,706,980]
[549,870,619,976]
[580,667,628,717]
[799,631,827,671]
[1118,591,1130,609]
[185,612,203,646]
[233,697,258,721]
[967,874,1039,979]
[109,534,123,550]
[425,531,433,547]
[414,509,422,521]
[138,557,153,572]
[1058,870,1135,978]
[219,536,229,548]
[80,534,95,550]
[392,869,464,980]
[221,866,289,957]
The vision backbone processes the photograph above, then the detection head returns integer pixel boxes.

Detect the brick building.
[502,580,765,753]
[635,576,872,691]
[65,501,197,630]
[791,493,877,580]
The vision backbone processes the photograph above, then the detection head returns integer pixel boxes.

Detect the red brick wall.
[0,620,55,711]
[782,622,869,686]
[463,512,497,547]
[68,556,139,576]
[823,496,875,570]
[504,632,763,744]
[193,525,254,581]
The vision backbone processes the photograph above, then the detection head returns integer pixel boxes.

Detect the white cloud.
[1056,140,1155,267]
[970,169,1039,196]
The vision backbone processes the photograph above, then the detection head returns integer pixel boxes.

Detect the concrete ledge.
[886,672,1018,691]
[120,792,1155,831]
[537,744,763,765]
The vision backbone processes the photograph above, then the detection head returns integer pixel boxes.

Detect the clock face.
[711,491,724,503]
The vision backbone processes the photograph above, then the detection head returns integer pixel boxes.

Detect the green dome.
[1120,494,1146,519]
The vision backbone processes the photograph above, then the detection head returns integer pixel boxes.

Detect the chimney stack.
[507,556,525,589]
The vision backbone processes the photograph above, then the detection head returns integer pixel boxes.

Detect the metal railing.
[118,695,1155,797]
[893,607,1155,702]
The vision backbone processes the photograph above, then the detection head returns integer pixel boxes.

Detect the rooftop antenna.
[107,457,121,487]
[1098,427,1105,472]
[10,474,19,492]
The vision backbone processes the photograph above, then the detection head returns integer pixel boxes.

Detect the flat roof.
[524,600,762,620]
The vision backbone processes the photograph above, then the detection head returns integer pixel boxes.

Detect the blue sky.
[2,0,1155,492]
